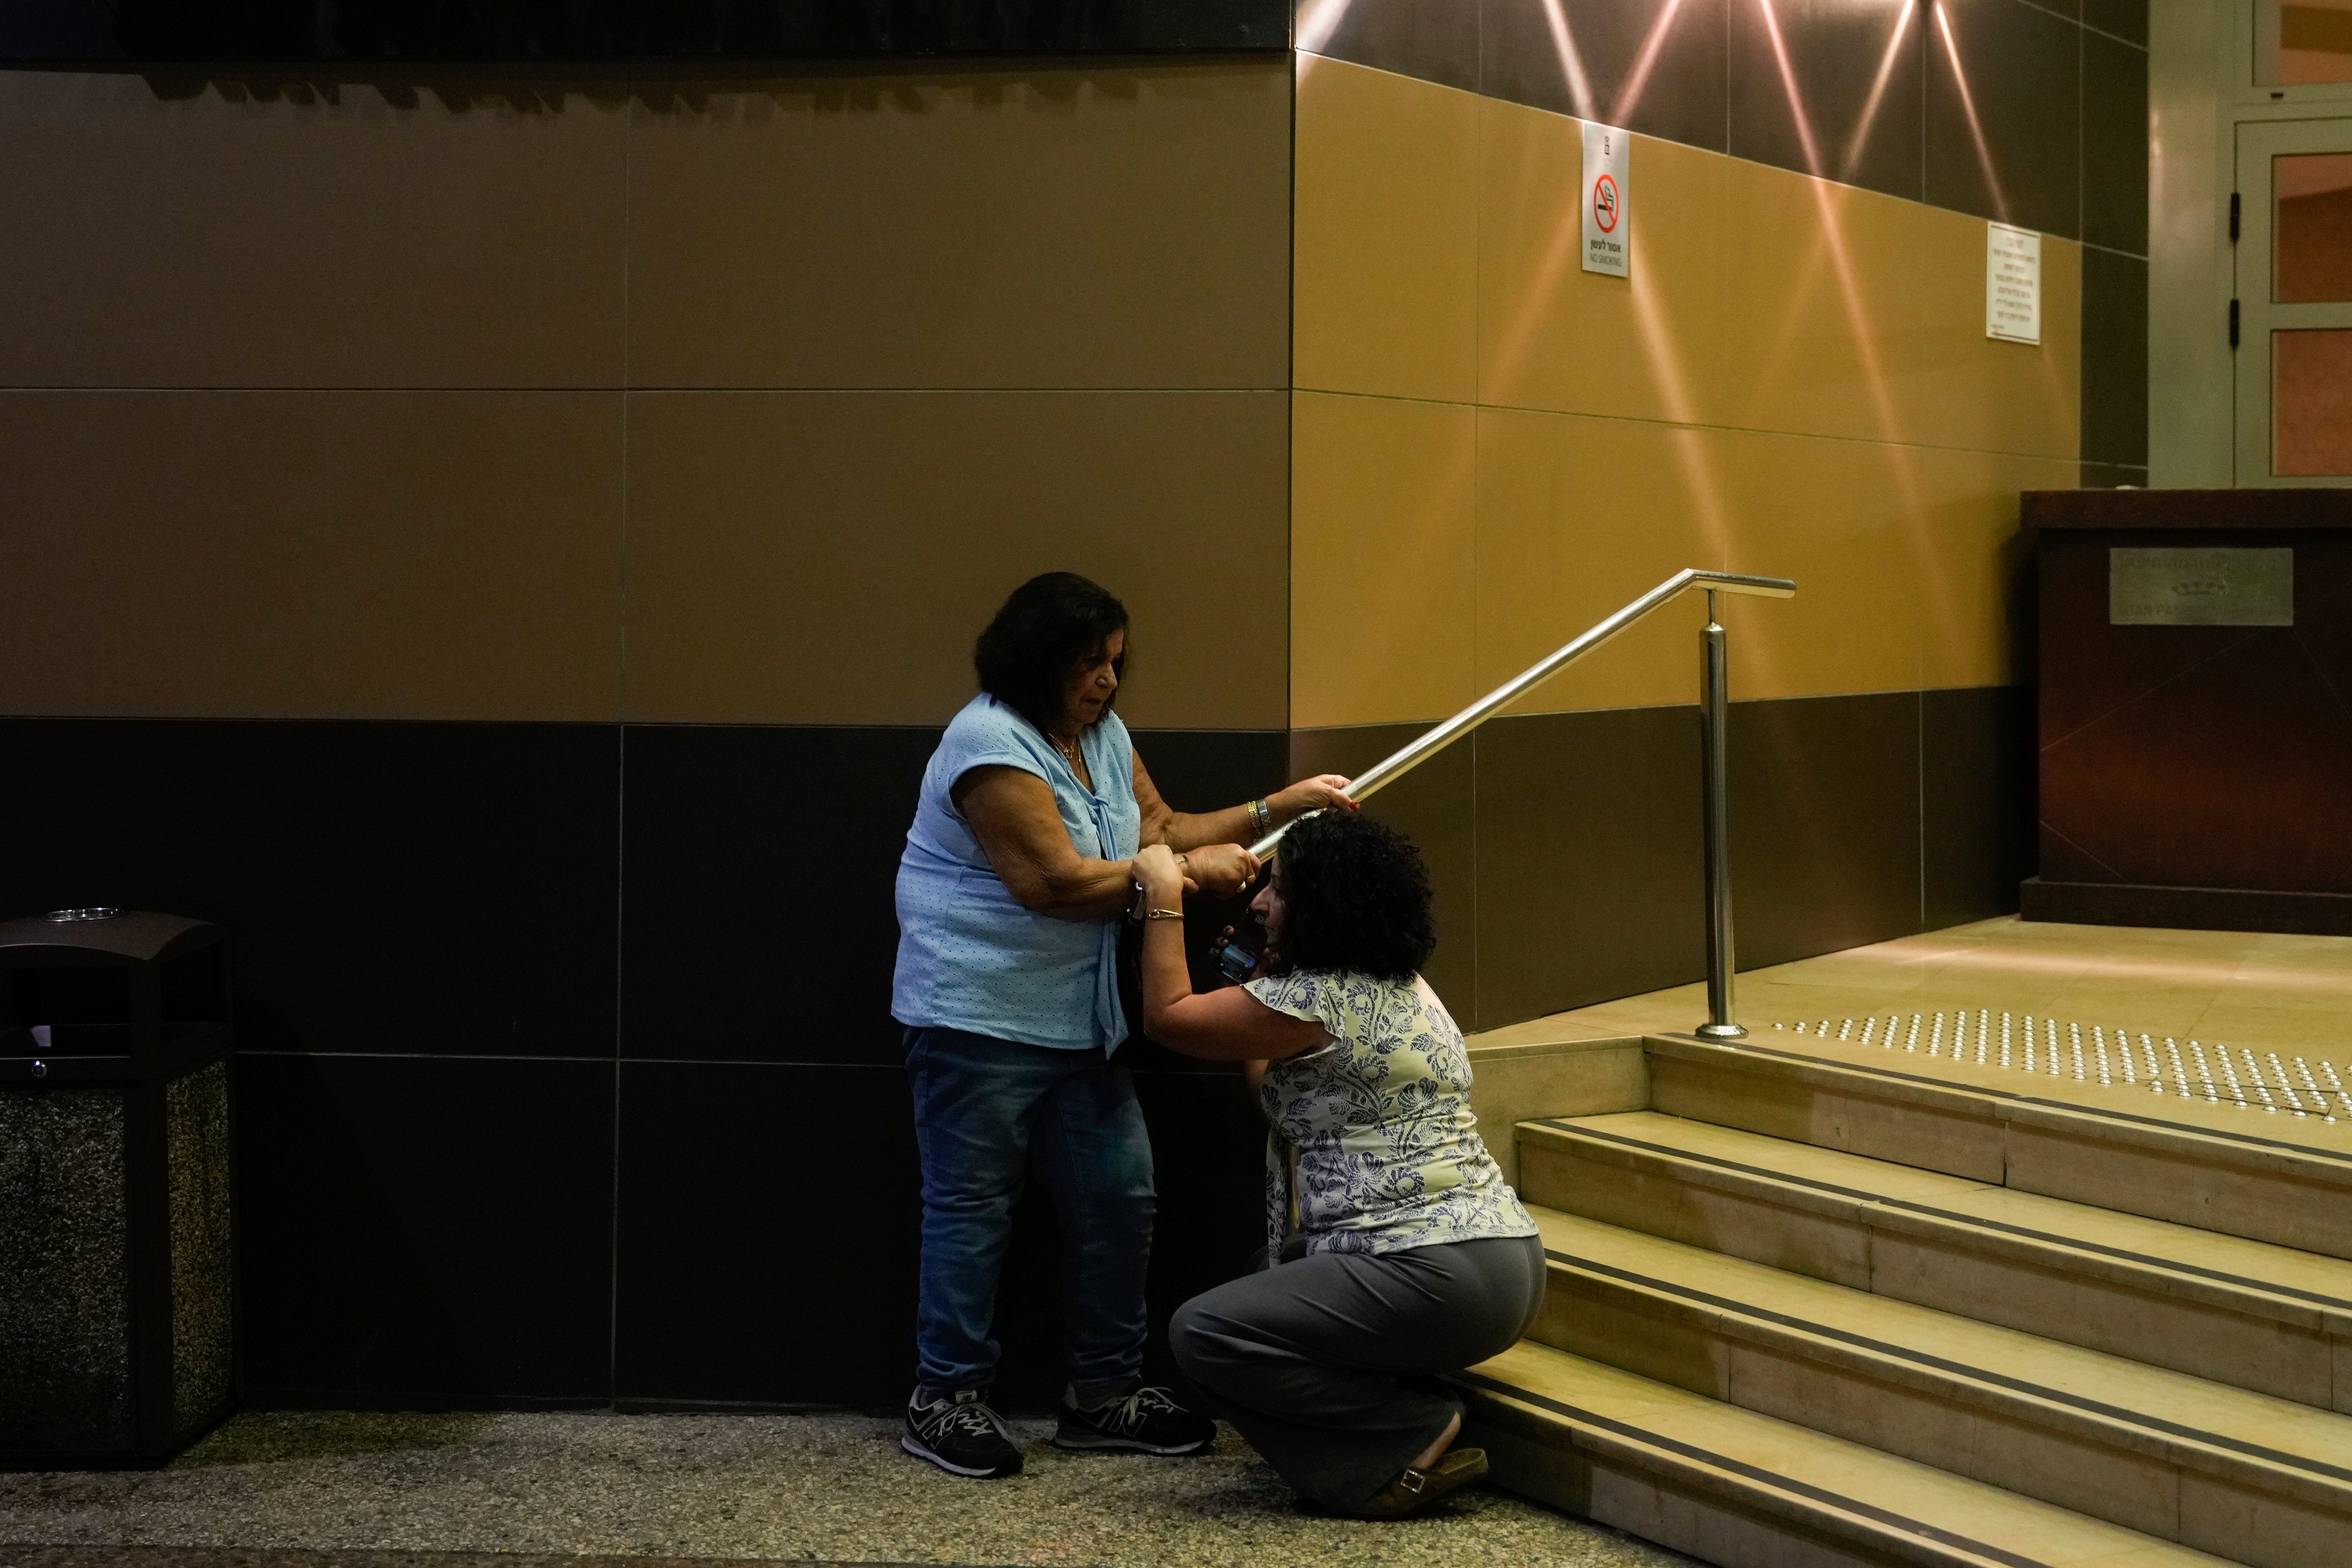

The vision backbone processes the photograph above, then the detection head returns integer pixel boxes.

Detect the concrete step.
[1459,1337,2242,1568]
[1523,1205,2352,1568]
[1644,1033,2352,1261]
[1517,1111,2352,1411]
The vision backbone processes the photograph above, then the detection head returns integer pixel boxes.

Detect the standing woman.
[892,571,1355,1480]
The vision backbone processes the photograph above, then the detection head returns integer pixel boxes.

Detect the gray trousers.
[1169,1233,1547,1512]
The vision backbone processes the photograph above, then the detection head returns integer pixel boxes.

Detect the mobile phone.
[1212,924,1262,985]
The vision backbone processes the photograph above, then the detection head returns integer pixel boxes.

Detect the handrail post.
[1696,590,1746,1040]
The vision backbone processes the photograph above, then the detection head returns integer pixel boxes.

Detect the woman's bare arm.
[954,765,1156,922]
[1134,846,1327,1062]
[1134,755,1359,856]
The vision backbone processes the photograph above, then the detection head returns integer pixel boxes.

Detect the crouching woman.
[1129,813,1544,1519]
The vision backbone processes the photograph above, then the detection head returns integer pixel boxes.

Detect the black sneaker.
[1052,1383,1216,1455]
[902,1387,1023,1479]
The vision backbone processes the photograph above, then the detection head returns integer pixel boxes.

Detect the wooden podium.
[2023,488,2352,935]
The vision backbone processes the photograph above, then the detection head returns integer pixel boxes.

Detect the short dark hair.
[974,572,1130,737]
[1262,811,1435,983]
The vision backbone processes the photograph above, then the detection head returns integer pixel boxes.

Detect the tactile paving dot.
[1772,1010,2347,1122]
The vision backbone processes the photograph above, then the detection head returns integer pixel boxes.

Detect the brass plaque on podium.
[2109,547,2294,626]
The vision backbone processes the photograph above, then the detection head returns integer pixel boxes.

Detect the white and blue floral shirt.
[1244,968,1537,1259]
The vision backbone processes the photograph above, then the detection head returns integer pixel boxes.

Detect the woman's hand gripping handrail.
[1247,568,1797,859]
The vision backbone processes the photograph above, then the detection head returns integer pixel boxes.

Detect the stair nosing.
[1650,1033,2352,1177]
[1537,1225,2352,1502]
[1534,1117,2352,1327]
[1461,1371,2054,1568]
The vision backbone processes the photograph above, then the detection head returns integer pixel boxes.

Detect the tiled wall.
[0,59,1292,1411]
[1286,4,2138,1026]
[0,2,2151,1408]
[1300,0,2149,475]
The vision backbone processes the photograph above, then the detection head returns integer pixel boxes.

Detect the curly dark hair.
[973,572,1130,738]
[1261,811,1435,983]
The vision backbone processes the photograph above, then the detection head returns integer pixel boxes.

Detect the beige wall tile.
[1914,448,2078,689]
[1680,154,2081,462]
[1715,160,1933,448]
[1902,214,2082,462]
[1478,110,1729,427]
[1716,429,1926,701]
[627,62,1290,392]
[1293,55,1479,405]
[1289,390,1478,728]
[0,390,623,719]
[0,71,626,390]
[623,389,1287,728]
[1473,407,1728,716]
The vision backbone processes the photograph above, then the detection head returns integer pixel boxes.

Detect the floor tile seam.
[1455,1370,2065,1568]
[1547,1249,2352,1491]
[1292,384,2086,465]
[1670,1039,2352,1171]
[1540,1123,2352,1319]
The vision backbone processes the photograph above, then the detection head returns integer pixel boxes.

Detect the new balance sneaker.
[902,1386,1023,1479]
[1052,1383,1217,1455]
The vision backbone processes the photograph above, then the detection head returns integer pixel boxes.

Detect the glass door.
[2237,118,2352,483]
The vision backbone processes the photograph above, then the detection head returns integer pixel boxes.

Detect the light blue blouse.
[892,693,1142,1052]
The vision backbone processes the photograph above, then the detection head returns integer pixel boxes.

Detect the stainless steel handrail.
[1249,566,1795,1039]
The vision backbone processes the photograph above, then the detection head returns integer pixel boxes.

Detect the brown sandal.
[1356,1445,1490,1519]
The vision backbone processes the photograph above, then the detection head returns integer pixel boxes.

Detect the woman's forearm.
[1159,803,1257,853]
[1027,857,1140,922]
[1138,910,1194,1032]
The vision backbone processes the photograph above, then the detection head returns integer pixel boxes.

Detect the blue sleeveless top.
[892,694,1142,1052]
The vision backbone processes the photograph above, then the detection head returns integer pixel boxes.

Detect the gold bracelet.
[1145,907,1184,921]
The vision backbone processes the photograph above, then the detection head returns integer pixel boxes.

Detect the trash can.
[1,909,234,1465]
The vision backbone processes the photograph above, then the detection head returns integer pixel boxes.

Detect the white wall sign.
[1582,121,1629,278]
[1985,223,2041,344]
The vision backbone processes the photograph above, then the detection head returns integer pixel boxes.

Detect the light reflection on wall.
[1932,0,2007,225]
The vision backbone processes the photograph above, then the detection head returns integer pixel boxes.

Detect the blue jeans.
[905,1026,1155,1401]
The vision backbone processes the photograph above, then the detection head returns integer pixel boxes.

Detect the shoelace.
[1088,1385,1181,1434]
[922,1399,1006,1443]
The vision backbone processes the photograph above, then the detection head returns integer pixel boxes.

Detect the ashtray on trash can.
[1,909,235,1465]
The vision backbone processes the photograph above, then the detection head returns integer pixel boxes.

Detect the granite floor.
[0,1410,1699,1568]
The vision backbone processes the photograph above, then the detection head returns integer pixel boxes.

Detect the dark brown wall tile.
[1297,0,1482,92]
[1925,684,2033,927]
[238,1055,615,1404]
[615,1061,917,1409]
[1481,0,1729,153]
[1729,0,1925,202]
[1729,691,1924,967]
[1926,0,2080,239]
[2082,28,2147,256]
[2082,0,2146,45]
[1475,706,1706,1029]
[0,718,621,1061]
[2081,246,2149,466]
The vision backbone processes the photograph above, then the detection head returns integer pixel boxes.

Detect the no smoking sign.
[1582,121,1630,277]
